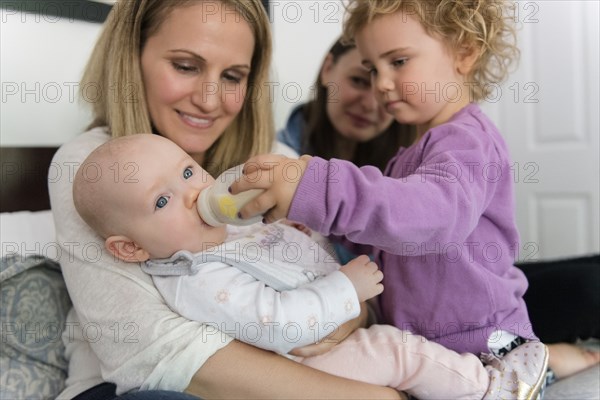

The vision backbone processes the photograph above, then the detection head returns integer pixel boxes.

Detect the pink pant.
[297,325,489,400]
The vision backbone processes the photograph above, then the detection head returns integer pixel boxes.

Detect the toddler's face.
[355,11,469,133]
[113,136,227,258]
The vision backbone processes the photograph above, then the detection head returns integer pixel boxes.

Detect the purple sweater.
[288,104,536,354]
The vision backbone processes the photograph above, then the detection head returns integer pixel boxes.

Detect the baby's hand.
[339,255,383,302]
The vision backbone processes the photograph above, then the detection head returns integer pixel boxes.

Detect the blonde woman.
[49,1,401,399]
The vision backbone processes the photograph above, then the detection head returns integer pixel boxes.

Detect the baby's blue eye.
[156,196,169,209]
[183,167,193,179]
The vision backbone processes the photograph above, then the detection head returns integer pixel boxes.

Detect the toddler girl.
[233,1,550,397]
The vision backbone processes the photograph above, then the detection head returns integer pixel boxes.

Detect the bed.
[0,147,598,399]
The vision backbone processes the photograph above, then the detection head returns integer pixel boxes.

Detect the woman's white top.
[50,128,235,397]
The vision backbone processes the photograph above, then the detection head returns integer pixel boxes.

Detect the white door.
[482,0,600,261]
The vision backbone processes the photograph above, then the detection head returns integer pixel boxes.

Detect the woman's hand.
[279,218,312,236]
[230,154,311,223]
[289,302,369,357]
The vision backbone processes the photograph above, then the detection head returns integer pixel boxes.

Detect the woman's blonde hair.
[343,0,519,101]
[81,0,273,176]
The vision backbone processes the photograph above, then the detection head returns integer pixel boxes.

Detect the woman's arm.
[289,300,369,357]
[187,339,404,400]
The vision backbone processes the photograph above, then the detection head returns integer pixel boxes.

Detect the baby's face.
[113,136,227,258]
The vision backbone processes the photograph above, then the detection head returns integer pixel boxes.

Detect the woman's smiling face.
[140,2,255,165]
[321,48,394,142]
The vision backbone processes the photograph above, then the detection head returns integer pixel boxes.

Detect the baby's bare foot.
[548,343,600,379]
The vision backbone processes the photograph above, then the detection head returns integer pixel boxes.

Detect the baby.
[74,134,548,400]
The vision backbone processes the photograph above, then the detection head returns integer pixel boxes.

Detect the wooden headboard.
[1,147,59,212]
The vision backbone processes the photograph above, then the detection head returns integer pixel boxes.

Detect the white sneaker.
[482,342,550,400]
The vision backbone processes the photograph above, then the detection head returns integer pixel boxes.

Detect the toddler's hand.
[340,255,384,302]
[230,154,310,223]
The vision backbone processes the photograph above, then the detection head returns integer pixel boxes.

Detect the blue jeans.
[73,383,201,400]
[119,391,200,400]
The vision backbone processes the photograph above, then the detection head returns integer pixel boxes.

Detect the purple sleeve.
[287,125,504,255]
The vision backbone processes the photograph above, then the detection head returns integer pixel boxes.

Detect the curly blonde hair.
[343,0,520,101]
[81,0,273,177]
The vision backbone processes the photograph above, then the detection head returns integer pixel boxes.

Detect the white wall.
[0,1,343,145]
[1,7,103,146]
[270,0,344,130]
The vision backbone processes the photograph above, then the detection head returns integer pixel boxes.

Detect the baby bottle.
[197,164,264,227]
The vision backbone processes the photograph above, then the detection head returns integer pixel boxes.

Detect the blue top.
[277,104,307,155]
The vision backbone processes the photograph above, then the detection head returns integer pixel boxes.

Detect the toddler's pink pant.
[297,324,489,400]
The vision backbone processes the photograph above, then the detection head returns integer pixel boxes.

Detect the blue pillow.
[1,255,72,399]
